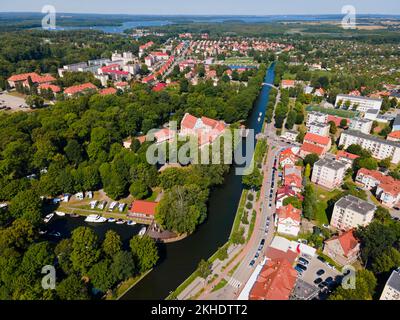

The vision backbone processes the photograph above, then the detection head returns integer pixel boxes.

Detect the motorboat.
[116,219,126,225]
[43,213,54,223]
[257,117,261,122]
[55,211,66,216]
[138,227,147,236]
[127,220,136,226]
[39,229,48,235]
[107,217,116,223]
[259,112,262,117]
[70,213,80,218]
[85,214,107,223]
[48,231,61,237]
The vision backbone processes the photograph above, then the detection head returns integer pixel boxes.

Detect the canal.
[120,63,276,299]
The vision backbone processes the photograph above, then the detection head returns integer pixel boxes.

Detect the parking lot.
[296,253,342,295]
[0,91,29,111]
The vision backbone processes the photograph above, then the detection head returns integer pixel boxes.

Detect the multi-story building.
[276,204,301,237]
[330,195,376,231]
[380,268,400,300]
[339,130,400,164]
[311,158,347,190]
[306,111,328,126]
[335,150,359,169]
[349,117,373,134]
[335,94,382,113]
[307,122,330,137]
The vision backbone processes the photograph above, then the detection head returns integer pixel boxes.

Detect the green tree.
[111,251,136,282]
[303,153,319,167]
[56,274,90,300]
[9,190,42,225]
[70,227,101,274]
[88,260,116,292]
[329,270,377,300]
[283,196,302,209]
[242,167,263,190]
[197,259,212,279]
[102,230,122,257]
[129,235,159,273]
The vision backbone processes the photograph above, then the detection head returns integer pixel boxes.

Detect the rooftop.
[342,130,400,148]
[337,94,383,102]
[314,158,347,171]
[335,194,376,215]
[386,268,400,292]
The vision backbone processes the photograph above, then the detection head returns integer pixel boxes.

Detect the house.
[99,87,117,95]
[276,186,303,209]
[249,258,298,300]
[307,122,330,137]
[327,115,348,128]
[323,229,360,266]
[335,94,382,113]
[64,83,97,96]
[152,83,167,92]
[128,200,158,220]
[7,72,56,88]
[311,158,347,190]
[153,128,176,144]
[279,148,298,167]
[282,130,298,142]
[376,182,400,208]
[387,131,400,142]
[180,113,227,147]
[281,80,296,89]
[38,84,61,94]
[283,165,302,193]
[276,204,301,237]
[335,150,359,169]
[380,268,400,300]
[339,130,400,164]
[349,117,373,134]
[314,88,325,97]
[115,81,129,91]
[330,195,376,231]
[299,132,331,158]
[299,142,325,158]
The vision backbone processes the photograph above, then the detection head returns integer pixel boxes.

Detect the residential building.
[7,72,56,88]
[249,258,298,300]
[276,186,303,209]
[64,83,97,96]
[306,111,328,126]
[335,94,382,113]
[281,80,296,89]
[311,158,347,190]
[279,148,298,167]
[282,130,298,142]
[323,229,360,266]
[128,200,158,220]
[99,87,117,96]
[307,122,330,137]
[283,165,302,193]
[339,130,400,164]
[330,195,376,231]
[335,150,359,169]
[349,117,373,134]
[380,268,400,300]
[299,132,332,158]
[299,142,325,158]
[276,204,301,237]
[387,131,400,142]
[392,114,400,132]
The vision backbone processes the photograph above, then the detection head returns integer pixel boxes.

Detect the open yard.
[312,185,342,226]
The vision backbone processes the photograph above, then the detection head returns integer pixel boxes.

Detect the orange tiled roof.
[336,150,359,161]
[388,131,400,139]
[300,142,324,156]
[99,87,117,95]
[129,200,158,216]
[326,229,359,257]
[38,83,61,93]
[249,258,297,300]
[64,83,97,95]
[277,204,301,222]
[304,132,330,146]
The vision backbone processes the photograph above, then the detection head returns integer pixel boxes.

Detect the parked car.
[314,278,323,285]
[249,260,255,267]
[295,265,304,274]
[260,239,265,246]
[317,256,326,263]
[316,269,325,276]
[296,264,307,271]
[298,257,309,265]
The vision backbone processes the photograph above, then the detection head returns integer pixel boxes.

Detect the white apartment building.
[306,111,328,126]
[349,117,373,134]
[339,130,400,164]
[330,195,376,231]
[282,130,298,142]
[380,268,400,300]
[307,122,330,137]
[335,94,382,113]
[311,158,347,190]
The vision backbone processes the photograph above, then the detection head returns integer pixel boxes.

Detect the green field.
[306,105,358,119]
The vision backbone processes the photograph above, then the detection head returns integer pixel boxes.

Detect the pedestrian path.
[228,277,242,289]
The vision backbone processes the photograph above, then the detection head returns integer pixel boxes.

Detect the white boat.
[127,220,136,226]
[70,214,80,218]
[85,214,107,223]
[55,211,66,216]
[49,231,61,237]
[257,117,261,122]
[259,112,262,117]
[108,218,116,223]
[43,213,54,223]
[116,219,126,225]
[39,229,47,235]
[139,227,147,236]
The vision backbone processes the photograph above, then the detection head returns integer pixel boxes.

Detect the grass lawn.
[212,278,228,292]
[313,184,342,226]
[306,105,358,119]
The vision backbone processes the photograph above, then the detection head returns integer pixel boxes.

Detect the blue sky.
[1,0,399,15]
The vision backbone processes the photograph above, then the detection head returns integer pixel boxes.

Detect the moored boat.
[43,213,54,223]
[84,214,107,223]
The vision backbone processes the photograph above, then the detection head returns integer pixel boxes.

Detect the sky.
[0,0,399,15]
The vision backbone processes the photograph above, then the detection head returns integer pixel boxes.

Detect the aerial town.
[0,1,400,309]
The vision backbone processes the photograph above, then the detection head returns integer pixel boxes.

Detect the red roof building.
[99,87,117,95]
[323,230,360,266]
[279,148,297,167]
[299,142,325,158]
[281,80,296,88]
[387,131,400,142]
[38,83,61,93]
[249,258,298,300]
[128,200,158,220]
[152,83,167,92]
[64,83,97,96]
[276,204,301,237]
[327,115,348,127]
[8,72,56,88]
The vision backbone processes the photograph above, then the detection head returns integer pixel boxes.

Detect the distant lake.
[39,20,173,34]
